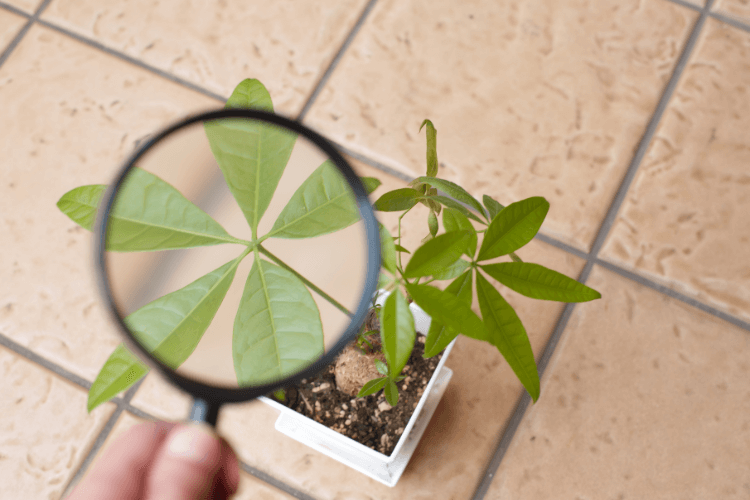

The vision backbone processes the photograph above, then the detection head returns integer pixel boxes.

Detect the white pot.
[259,295,455,487]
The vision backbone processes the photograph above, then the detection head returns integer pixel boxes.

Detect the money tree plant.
[57,78,600,413]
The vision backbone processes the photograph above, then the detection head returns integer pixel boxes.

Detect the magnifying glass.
[95,109,380,427]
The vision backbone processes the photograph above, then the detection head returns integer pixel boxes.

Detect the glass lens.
[101,114,372,389]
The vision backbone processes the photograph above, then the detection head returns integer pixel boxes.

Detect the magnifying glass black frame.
[94,109,381,426]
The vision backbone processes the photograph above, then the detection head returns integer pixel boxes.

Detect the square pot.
[259,300,455,487]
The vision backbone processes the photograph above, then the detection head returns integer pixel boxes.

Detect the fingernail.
[167,424,215,463]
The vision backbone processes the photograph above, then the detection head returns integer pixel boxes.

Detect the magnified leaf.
[268,160,360,239]
[476,271,540,402]
[431,258,470,281]
[373,188,420,212]
[205,80,297,235]
[127,257,241,368]
[481,262,601,302]
[414,177,487,220]
[87,344,149,412]
[384,378,399,406]
[361,176,381,195]
[357,376,387,397]
[233,259,325,385]
[477,197,549,261]
[380,289,415,377]
[482,195,504,221]
[379,224,398,275]
[442,207,477,257]
[57,184,106,231]
[421,195,484,224]
[424,271,473,358]
[403,230,470,279]
[420,119,438,177]
[405,283,486,342]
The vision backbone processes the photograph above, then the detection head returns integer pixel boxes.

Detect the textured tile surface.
[304,0,697,251]
[0,8,26,51]
[0,345,115,500]
[42,0,368,114]
[601,19,750,322]
[214,229,586,499]
[0,25,220,383]
[486,266,750,499]
[715,0,750,25]
[2,0,40,15]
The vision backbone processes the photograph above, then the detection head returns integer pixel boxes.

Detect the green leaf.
[428,211,438,237]
[510,252,523,263]
[373,188,420,212]
[421,195,485,224]
[273,389,286,401]
[374,359,388,376]
[482,195,505,221]
[481,263,601,302]
[394,244,410,254]
[379,224,398,275]
[424,271,473,358]
[127,257,241,368]
[475,271,540,402]
[268,160,359,239]
[477,197,550,261]
[405,283,486,341]
[415,177,487,220]
[419,119,438,177]
[358,377,387,397]
[225,78,274,111]
[378,272,393,289]
[87,344,149,412]
[57,184,106,231]
[233,259,325,385]
[403,230,470,279]
[384,378,399,406]
[380,289,415,377]
[431,259,471,281]
[205,89,296,235]
[442,207,477,257]
[361,176,382,195]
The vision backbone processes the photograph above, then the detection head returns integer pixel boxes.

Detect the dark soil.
[271,334,443,456]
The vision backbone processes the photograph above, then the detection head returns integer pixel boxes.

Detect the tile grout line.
[664,0,750,33]
[0,1,31,18]
[0,0,51,69]
[471,2,715,498]
[296,0,380,121]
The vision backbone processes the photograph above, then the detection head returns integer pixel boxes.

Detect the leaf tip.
[419,119,433,133]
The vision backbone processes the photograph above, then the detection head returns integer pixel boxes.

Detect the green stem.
[258,246,352,317]
[397,206,414,271]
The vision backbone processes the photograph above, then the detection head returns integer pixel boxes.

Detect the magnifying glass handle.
[189,397,221,428]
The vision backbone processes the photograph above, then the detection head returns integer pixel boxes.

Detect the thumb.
[145,423,238,500]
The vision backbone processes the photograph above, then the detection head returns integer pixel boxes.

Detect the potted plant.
[57,79,601,487]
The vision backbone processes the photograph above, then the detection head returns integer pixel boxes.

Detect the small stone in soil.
[378,401,391,412]
[312,382,330,393]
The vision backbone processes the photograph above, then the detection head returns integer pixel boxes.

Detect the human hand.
[67,421,240,500]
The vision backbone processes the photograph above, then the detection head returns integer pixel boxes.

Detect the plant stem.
[397,206,414,271]
[258,245,352,317]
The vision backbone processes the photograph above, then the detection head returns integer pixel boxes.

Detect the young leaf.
[373,188,420,212]
[380,289,415,377]
[481,262,601,302]
[384,378,399,406]
[268,160,359,239]
[379,224,398,275]
[475,272,540,402]
[442,207,477,257]
[428,211,438,237]
[477,197,550,261]
[403,230,471,279]
[424,271,473,358]
[57,184,106,231]
[414,177,487,220]
[361,176,382,195]
[419,119,438,177]
[374,359,388,376]
[87,344,149,412]
[421,195,485,224]
[482,195,505,220]
[233,259,325,385]
[358,377,387,397]
[127,257,241,368]
[405,283,486,341]
[273,389,286,401]
[205,81,297,235]
[394,244,411,254]
[431,259,471,281]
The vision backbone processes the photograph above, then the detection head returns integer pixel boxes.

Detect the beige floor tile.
[2,0,40,15]
[0,345,116,500]
[0,24,221,383]
[600,19,750,322]
[303,0,698,252]
[41,0,368,115]
[0,9,27,52]
[213,243,585,499]
[487,265,750,499]
[714,0,750,25]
